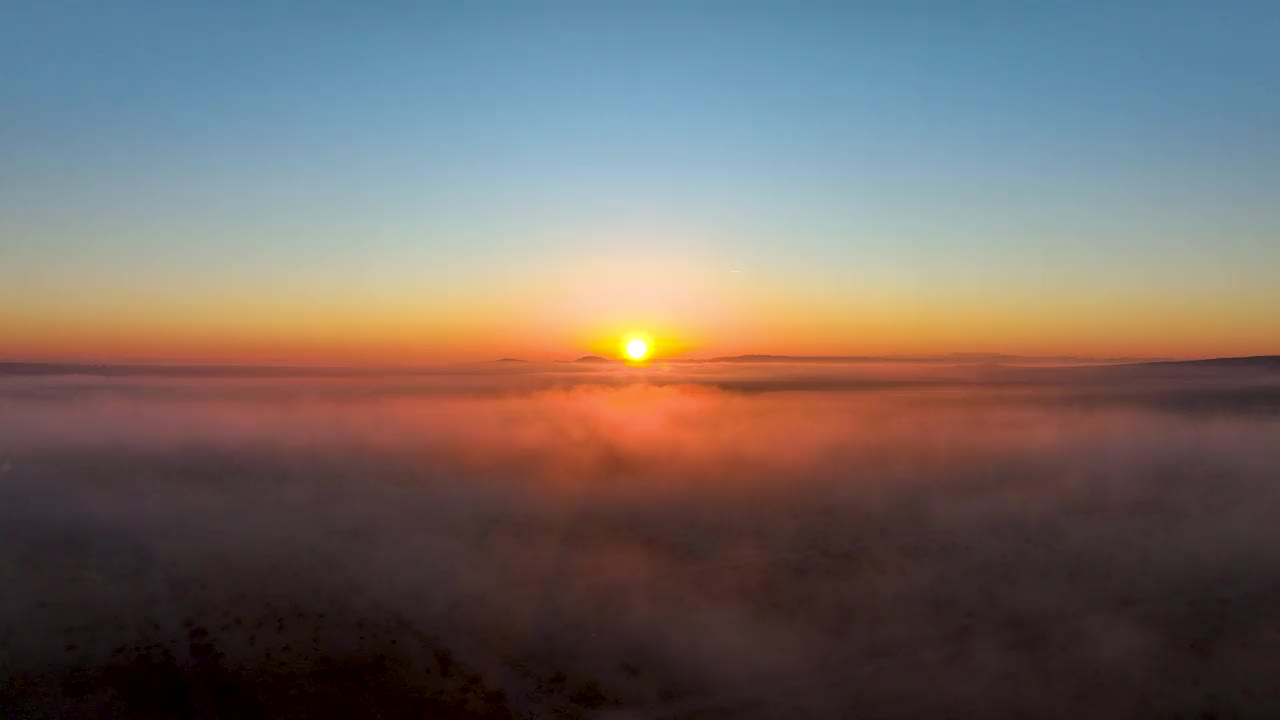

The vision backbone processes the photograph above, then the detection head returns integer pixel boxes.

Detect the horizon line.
[4,353,1280,377]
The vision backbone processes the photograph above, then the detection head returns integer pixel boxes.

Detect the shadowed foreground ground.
[1,600,622,719]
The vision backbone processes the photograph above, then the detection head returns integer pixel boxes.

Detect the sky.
[2,1,1278,363]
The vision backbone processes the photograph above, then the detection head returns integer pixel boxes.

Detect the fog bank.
[2,362,1279,718]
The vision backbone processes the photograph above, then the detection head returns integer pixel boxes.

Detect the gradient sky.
[3,1,1278,363]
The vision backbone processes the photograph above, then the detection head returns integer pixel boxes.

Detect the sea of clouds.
[2,361,1279,718]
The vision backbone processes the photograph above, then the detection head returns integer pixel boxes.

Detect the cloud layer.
[2,363,1279,718]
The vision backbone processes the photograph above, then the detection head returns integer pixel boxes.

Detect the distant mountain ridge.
[698,353,1174,365]
[1127,356,1280,369]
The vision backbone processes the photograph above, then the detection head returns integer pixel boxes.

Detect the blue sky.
[2,1,1278,360]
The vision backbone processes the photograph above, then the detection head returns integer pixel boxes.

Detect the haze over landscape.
[4,357,1280,718]
[2,2,1279,718]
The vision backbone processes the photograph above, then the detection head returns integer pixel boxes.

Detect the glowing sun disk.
[625,338,650,360]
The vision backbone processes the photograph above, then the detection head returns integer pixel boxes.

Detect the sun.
[617,332,655,362]
[625,337,650,361]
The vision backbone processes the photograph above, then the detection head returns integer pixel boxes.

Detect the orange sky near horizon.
[4,257,1276,365]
